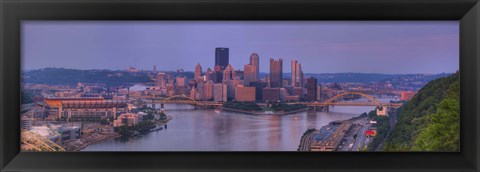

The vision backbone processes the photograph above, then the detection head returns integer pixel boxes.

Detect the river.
[83,96,394,151]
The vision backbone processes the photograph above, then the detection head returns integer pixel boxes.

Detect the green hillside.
[383,72,459,151]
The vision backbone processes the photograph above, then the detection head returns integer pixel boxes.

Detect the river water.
[83,96,394,151]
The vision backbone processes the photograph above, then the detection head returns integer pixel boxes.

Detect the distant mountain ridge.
[22,68,453,87]
[22,68,152,87]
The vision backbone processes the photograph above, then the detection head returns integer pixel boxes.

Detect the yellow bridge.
[132,92,402,108]
[21,130,65,151]
[294,92,402,108]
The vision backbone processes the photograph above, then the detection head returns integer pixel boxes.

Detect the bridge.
[134,95,223,109]
[290,92,402,112]
[133,92,402,111]
[21,130,65,151]
[300,92,402,107]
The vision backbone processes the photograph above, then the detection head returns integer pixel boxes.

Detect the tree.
[412,81,459,151]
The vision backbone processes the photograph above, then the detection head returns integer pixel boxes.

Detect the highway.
[352,123,371,151]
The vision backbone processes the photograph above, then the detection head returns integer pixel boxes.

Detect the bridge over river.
[132,91,402,112]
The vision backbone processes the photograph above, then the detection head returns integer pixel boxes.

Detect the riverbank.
[67,116,173,151]
[63,132,122,151]
[221,107,308,115]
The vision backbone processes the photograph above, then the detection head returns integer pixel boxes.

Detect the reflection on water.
[83,102,379,151]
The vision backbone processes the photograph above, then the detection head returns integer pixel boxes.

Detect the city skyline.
[23,21,459,74]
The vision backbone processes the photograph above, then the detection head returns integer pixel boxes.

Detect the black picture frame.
[1,0,479,171]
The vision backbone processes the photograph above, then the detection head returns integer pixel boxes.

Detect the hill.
[383,72,459,151]
[22,68,153,87]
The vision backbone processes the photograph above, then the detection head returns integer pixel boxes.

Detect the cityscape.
[20,21,459,152]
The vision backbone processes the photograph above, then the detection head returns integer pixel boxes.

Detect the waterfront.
[83,103,377,151]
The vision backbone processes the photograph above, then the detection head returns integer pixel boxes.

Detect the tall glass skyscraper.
[215,47,229,69]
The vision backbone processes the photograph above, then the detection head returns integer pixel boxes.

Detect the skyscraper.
[215,47,229,69]
[213,83,227,102]
[291,60,304,87]
[316,85,322,101]
[269,58,283,88]
[305,77,317,101]
[223,64,235,81]
[205,68,212,81]
[244,64,256,86]
[156,73,166,88]
[204,80,214,100]
[194,63,202,82]
[176,76,187,87]
[213,65,223,83]
[250,53,260,81]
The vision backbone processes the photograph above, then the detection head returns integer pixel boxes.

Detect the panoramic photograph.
[20,21,459,152]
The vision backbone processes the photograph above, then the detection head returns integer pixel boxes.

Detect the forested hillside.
[383,72,459,151]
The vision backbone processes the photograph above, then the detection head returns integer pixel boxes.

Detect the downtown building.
[269,58,283,88]
[213,83,228,102]
[204,80,214,100]
[249,53,260,81]
[244,64,256,86]
[223,64,235,81]
[213,65,223,83]
[305,77,318,101]
[291,60,304,88]
[215,47,229,69]
[156,73,166,88]
[194,63,203,82]
[263,88,281,102]
[235,86,256,102]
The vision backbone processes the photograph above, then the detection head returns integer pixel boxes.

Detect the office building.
[317,85,322,101]
[156,73,166,87]
[204,80,214,100]
[195,63,202,82]
[251,81,268,101]
[213,83,228,102]
[205,68,212,81]
[250,53,260,81]
[235,86,256,102]
[213,65,223,83]
[223,64,235,81]
[306,77,318,101]
[263,88,281,102]
[176,76,187,87]
[269,58,283,88]
[225,78,243,99]
[244,64,256,86]
[196,82,205,100]
[215,47,229,69]
[291,60,304,87]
